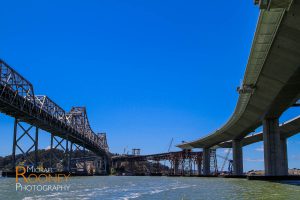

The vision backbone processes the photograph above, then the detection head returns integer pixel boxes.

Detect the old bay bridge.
[0,59,109,175]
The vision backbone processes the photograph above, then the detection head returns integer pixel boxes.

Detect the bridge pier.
[70,143,89,174]
[12,119,39,169]
[49,134,69,172]
[94,157,103,175]
[202,148,210,175]
[174,159,179,175]
[196,157,202,175]
[83,146,87,172]
[263,118,285,176]
[281,138,288,175]
[103,156,108,174]
[232,139,243,175]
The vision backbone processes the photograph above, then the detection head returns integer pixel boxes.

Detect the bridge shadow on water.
[274,181,300,186]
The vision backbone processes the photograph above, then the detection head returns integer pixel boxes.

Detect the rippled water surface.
[1,176,300,199]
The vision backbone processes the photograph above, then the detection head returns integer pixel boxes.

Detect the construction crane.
[220,149,231,172]
[217,149,233,174]
[163,138,173,174]
[167,138,173,152]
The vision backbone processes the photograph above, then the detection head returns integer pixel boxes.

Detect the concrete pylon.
[174,159,179,175]
[232,139,243,175]
[196,158,202,175]
[280,138,288,175]
[263,118,284,176]
[202,148,210,175]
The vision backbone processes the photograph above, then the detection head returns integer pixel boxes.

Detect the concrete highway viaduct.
[178,0,300,177]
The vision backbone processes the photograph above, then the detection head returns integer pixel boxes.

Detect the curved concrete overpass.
[178,0,300,149]
[217,115,300,148]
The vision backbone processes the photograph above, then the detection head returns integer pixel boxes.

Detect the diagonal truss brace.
[12,119,39,169]
[49,134,69,171]
[69,143,87,172]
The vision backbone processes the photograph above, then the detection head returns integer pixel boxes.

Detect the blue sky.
[0,0,299,172]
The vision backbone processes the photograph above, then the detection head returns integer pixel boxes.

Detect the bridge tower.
[69,143,88,174]
[49,134,70,172]
[12,119,39,170]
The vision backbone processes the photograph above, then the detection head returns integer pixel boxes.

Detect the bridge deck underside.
[112,151,202,162]
[218,115,300,148]
[179,1,300,149]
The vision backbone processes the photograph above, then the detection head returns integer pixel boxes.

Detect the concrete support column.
[174,159,179,175]
[232,139,243,175]
[280,138,288,175]
[196,159,202,175]
[202,148,210,175]
[263,118,282,176]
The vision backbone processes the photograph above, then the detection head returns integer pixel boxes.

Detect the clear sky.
[0,0,299,172]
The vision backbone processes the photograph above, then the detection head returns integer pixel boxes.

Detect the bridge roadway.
[178,0,300,176]
[216,115,300,148]
[0,60,109,169]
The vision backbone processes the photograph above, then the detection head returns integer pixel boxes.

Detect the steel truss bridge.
[0,59,109,173]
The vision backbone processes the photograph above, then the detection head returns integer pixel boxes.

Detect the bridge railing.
[67,107,109,150]
[34,95,67,124]
[0,59,36,111]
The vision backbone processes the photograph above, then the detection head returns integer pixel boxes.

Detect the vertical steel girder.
[12,118,39,169]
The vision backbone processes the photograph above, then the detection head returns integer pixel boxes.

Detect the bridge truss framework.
[0,59,109,173]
